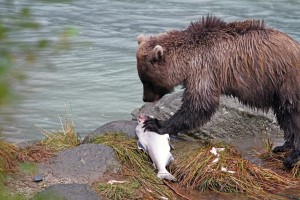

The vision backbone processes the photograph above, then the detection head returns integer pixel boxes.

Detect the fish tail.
[157,171,177,182]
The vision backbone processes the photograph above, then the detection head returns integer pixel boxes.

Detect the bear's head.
[136,34,174,102]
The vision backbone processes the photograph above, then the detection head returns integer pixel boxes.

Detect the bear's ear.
[152,45,164,61]
[137,34,146,45]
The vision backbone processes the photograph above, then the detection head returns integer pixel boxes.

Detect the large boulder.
[132,91,282,140]
[84,91,283,143]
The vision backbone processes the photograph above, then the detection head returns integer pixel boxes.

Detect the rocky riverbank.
[8,92,300,200]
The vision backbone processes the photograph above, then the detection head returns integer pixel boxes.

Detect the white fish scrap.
[135,114,176,181]
[209,147,225,164]
[209,147,235,174]
[210,147,225,156]
[221,167,235,174]
[107,180,128,185]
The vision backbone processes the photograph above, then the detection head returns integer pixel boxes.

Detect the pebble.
[33,174,43,182]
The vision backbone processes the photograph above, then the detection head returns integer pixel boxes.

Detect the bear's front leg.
[144,85,220,135]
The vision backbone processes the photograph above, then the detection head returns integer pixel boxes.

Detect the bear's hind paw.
[283,150,300,170]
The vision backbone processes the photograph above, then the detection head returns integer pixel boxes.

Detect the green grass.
[18,162,38,175]
[96,178,140,200]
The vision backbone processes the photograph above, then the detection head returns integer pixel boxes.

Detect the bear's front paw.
[283,150,300,170]
[143,118,165,134]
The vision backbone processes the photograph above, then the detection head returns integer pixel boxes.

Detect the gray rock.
[38,144,120,183]
[132,91,283,140]
[132,91,183,121]
[31,183,101,200]
[83,120,138,143]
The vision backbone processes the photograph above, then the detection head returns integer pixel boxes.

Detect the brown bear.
[136,16,300,169]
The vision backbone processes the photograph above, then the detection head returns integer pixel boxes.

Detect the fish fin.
[137,141,147,152]
[152,163,157,169]
[157,171,177,182]
[169,143,175,150]
[166,155,175,166]
[134,129,139,136]
[168,137,175,150]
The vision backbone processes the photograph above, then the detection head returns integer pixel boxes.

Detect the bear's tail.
[157,171,177,182]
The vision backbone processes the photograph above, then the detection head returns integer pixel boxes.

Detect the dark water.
[1,0,300,143]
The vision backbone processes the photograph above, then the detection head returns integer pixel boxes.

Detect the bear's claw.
[143,118,165,134]
[272,141,293,153]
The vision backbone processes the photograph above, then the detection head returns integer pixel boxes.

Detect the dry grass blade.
[291,161,300,177]
[0,140,18,175]
[171,142,297,199]
[92,132,176,200]
[257,131,300,178]
[36,108,80,152]
[17,143,56,163]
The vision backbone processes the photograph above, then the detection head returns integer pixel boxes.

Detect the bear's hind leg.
[273,111,294,153]
[283,111,300,169]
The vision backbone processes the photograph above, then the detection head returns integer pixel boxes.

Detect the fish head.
[137,114,151,124]
[137,114,146,124]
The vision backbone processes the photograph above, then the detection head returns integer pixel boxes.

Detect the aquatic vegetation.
[92,132,176,200]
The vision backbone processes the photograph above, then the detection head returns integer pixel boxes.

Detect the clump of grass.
[0,139,18,175]
[258,151,300,178]
[256,129,300,178]
[37,109,80,152]
[255,130,286,171]
[92,132,176,200]
[17,143,55,163]
[0,140,26,200]
[260,127,274,154]
[171,142,297,199]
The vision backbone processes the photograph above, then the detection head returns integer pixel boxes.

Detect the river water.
[1,0,300,143]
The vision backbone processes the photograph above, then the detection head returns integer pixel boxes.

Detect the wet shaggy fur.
[136,16,300,168]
